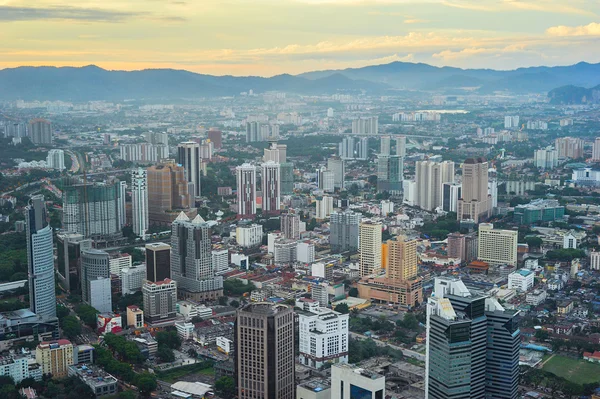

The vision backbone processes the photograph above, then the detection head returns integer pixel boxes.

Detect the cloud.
[546,22,600,36]
[441,0,595,15]
[0,5,145,22]
[404,18,429,24]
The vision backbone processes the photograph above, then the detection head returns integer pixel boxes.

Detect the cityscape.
[1,1,600,399]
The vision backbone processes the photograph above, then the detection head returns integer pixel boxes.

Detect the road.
[349,331,426,362]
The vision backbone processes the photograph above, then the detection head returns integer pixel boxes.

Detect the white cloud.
[546,22,600,36]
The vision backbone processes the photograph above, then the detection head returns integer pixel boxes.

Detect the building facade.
[298,306,349,369]
[330,210,361,253]
[178,141,202,198]
[236,164,257,218]
[457,157,491,223]
[131,168,149,237]
[81,249,110,305]
[142,279,177,325]
[477,223,518,266]
[145,242,171,282]
[359,221,382,277]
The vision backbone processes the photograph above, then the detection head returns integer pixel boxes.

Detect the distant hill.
[1,61,600,101]
[547,84,600,104]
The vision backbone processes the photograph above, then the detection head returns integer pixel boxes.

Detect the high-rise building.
[380,136,391,155]
[477,223,518,266]
[356,137,369,160]
[298,305,348,369]
[236,163,257,218]
[280,162,294,195]
[147,131,169,146]
[317,167,335,192]
[142,279,177,325]
[534,148,559,169]
[235,303,295,399]
[331,364,385,399]
[555,137,584,159]
[62,179,126,238]
[236,223,263,247]
[147,161,193,225]
[315,196,334,220]
[178,141,202,198]
[145,242,171,282]
[593,137,600,162]
[207,129,223,149]
[261,161,280,214]
[457,157,491,223]
[263,140,287,163]
[377,155,404,193]
[359,221,382,277]
[425,277,520,399]
[36,340,74,379]
[121,265,146,295]
[171,212,223,301]
[442,182,462,213]
[281,213,300,240]
[504,115,520,129]
[212,249,229,274]
[246,121,260,143]
[46,149,65,170]
[28,118,53,145]
[89,277,112,313]
[351,117,378,135]
[395,136,406,157]
[447,232,466,263]
[81,249,110,305]
[330,210,361,253]
[120,143,168,163]
[131,168,148,237]
[415,160,454,211]
[26,195,56,318]
[56,232,92,292]
[339,137,355,159]
[327,157,345,189]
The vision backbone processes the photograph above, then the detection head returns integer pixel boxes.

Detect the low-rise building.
[0,356,31,383]
[331,363,385,399]
[68,364,118,397]
[557,300,574,314]
[508,269,535,292]
[126,305,144,329]
[526,290,547,306]
[175,321,195,340]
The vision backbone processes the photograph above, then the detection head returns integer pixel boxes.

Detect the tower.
[395,135,406,157]
[81,249,110,305]
[280,213,300,240]
[457,157,491,223]
[131,168,148,237]
[178,141,201,198]
[359,221,382,277]
[330,210,361,253]
[236,163,257,218]
[145,242,171,282]
[380,136,391,155]
[415,160,454,211]
[261,161,280,215]
[147,161,193,225]
[28,118,53,145]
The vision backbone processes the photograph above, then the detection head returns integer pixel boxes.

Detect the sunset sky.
[1,0,600,76]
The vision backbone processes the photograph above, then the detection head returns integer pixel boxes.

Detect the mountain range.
[1,61,600,101]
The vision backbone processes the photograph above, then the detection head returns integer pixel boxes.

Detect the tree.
[187,348,198,358]
[215,376,236,398]
[348,287,359,297]
[229,300,240,308]
[157,346,175,363]
[61,315,82,338]
[525,237,543,249]
[535,329,549,341]
[134,372,157,397]
[218,296,229,306]
[334,303,349,314]
[190,316,203,323]
[156,330,181,349]
[56,305,70,319]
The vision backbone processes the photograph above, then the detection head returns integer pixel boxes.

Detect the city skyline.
[1,0,600,76]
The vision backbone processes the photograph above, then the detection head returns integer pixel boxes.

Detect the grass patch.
[542,355,600,385]
[155,362,214,383]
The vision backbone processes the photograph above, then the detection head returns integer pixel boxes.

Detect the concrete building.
[207,129,222,149]
[36,340,74,379]
[68,364,118,397]
[534,148,559,169]
[555,137,584,159]
[274,239,297,264]
[327,157,345,189]
[0,356,32,383]
[108,253,132,277]
[508,269,535,292]
[376,155,404,194]
[359,221,382,277]
[212,249,229,274]
[145,242,171,282]
[352,116,378,135]
[315,196,334,220]
[146,161,193,226]
[330,210,361,253]
[298,306,349,369]
[457,157,491,223]
[46,149,65,170]
[236,163,257,218]
[591,251,600,271]
[26,195,56,318]
[331,363,385,399]
[81,249,110,305]
[513,199,565,225]
[178,141,202,197]
[339,136,355,160]
[356,137,369,160]
[171,213,223,301]
[236,223,263,248]
[281,213,300,240]
[89,277,112,313]
[593,137,600,162]
[29,118,52,144]
[380,136,391,155]
[126,305,144,329]
[121,265,146,295]
[142,279,177,325]
[477,223,518,266]
[442,183,462,213]
[415,160,454,211]
[261,161,281,214]
[395,136,406,157]
[297,241,315,264]
[131,168,148,237]
[235,303,295,399]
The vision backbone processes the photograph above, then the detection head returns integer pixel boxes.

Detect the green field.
[542,355,600,385]
[155,363,214,383]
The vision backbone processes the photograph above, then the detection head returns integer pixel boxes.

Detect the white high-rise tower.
[131,168,149,237]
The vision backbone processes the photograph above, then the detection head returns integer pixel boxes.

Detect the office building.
[235,303,295,399]
[236,163,257,218]
[62,179,126,238]
[145,242,171,282]
[425,277,520,399]
[513,199,565,225]
[26,195,56,318]
[457,157,491,223]
[359,221,382,277]
[126,305,144,329]
[68,364,117,397]
[415,160,454,211]
[212,249,229,274]
[56,232,92,292]
[327,157,345,189]
[442,183,462,213]
[274,239,298,264]
[207,129,222,149]
[330,210,361,253]
[298,306,349,369]
[89,277,112,313]
[131,168,148,237]
[380,136,391,155]
[121,265,146,295]
[178,141,202,198]
[81,249,110,305]
[339,137,355,160]
[297,241,315,264]
[477,223,518,266]
[281,213,300,240]
[46,149,65,170]
[534,148,559,169]
[236,223,263,247]
[147,161,194,225]
[36,340,74,379]
[29,119,53,145]
[142,279,177,325]
[356,137,369,160]
[331,363,385,399]
[171,212,223,301]
[315,196,334,220]
[376,155,403,193]
[395,136,406,157]
[555,137,584,159]
[261,161,280,214]
[109,252,131,278]
[352,116,378,135]
[508,269,534,292]
[280,162,294,195]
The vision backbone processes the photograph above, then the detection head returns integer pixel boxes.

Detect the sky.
[1,0,600,76]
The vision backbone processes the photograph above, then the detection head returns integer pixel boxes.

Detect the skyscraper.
[356,137,369,160]
[46,149,65,170]
[56,232,92,292]
[477,223,518,266]
[555,136,584,159]
[263,140,287,163]
[147,161,193,225]
[395,135,406,157]
[380,136,391,155]
[359,221,382,277]
[425,277,520,399]
[207,129,222,149]
[142,278,177,325]
[131,168,148,237]
[280,213,300,240]
[442,182,462,213]
[28,118,53,145]
[415,160,455,211]
[178,141,202,198]
[339,137,355,159]
[315,196,334,220]
[81,249,110,305]
[236,163,257,218]
[26,195,56,318]
[534,148,558,169]
[145,242,171,282]
[171,212,223,301]
[351,116,378,135]
[261,161,281,214]
[457,157,491,223]
[235,303,295,399]
[246,121,260,142]
[279,162,294,195]
[330,210,361,253]
[327,157,345,189]
[377,155,404,193]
